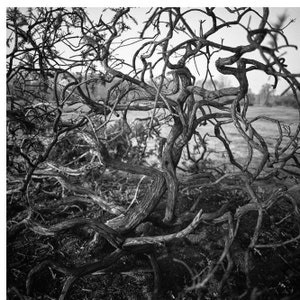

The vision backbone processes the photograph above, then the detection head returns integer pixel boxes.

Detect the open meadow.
[126,105,299,173]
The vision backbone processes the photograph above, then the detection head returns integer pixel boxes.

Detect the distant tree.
[258,83,275,106]
[246,88,257,106]
[275,91,300,108]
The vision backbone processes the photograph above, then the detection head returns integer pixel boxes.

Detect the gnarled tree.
[7,7,300,299]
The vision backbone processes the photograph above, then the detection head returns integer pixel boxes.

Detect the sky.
[4,6,300,95]
[84,7,300,95]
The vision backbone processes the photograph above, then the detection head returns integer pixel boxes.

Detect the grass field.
[126,106,299,171]
[196,106,299,165]
[200,106,299,168]
[61,102,299,171]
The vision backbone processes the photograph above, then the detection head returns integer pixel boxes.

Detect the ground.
[7,106,300,299]
[7,172,300,299]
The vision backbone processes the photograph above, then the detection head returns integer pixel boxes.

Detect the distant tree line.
[196,77,299,108]
[246,84,299,107]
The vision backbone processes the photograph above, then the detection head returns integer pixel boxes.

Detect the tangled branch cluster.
[7,7,300,299]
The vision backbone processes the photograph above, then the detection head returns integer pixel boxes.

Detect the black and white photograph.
[6,3,300,299]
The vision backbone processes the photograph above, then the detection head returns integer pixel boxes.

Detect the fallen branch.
[25,217,124,249]
[122,209,203,248]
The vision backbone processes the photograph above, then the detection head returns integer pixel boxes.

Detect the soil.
[7,174,300,300]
